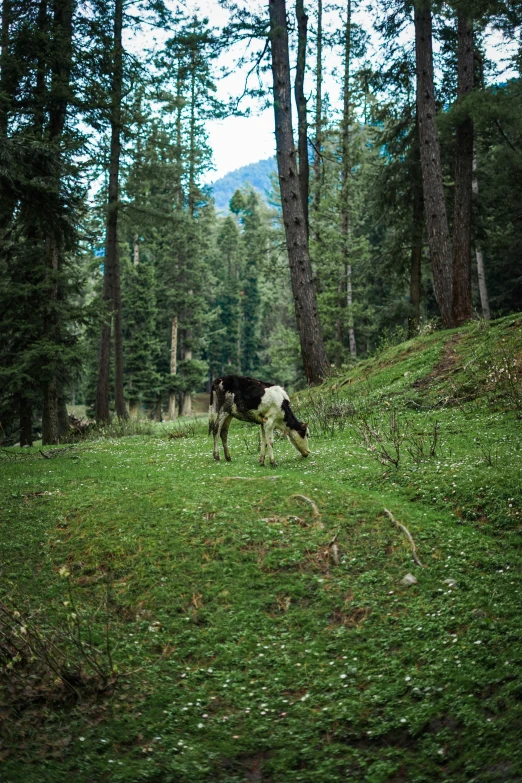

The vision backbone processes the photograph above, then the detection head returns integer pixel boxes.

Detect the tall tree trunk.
[168,315,178,419]
[41,0,75,445]
[181,337,192,416]
[295,0,309,237]
[312,0,322,216]
[19,396,33,447]
[409,195,424,338]
[472,156,491,320]
[340,0,356,358]
[414,2,454,328]
[452,14,474,325]
[42,378,60,444]
[175,59,184,210]
[188,51,196,217]
[133,234,139,266]
[409,115,424,338]
[268,0,328,384]
[96,0,128,421]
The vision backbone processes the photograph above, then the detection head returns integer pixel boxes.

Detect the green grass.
[1,315,522,782]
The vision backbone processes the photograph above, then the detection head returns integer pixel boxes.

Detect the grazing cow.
[209,375,310,466]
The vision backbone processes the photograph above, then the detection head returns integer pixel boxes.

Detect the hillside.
[209,157,277,212]
[1,315,522,782]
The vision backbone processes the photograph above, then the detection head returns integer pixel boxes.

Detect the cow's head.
[287,421,310,457]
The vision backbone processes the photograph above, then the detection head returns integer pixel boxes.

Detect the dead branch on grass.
[291,494,320,517]
[383,508,424,568]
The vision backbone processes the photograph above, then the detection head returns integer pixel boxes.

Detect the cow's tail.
[208,386,217,436]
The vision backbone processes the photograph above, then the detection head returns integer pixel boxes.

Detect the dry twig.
[291,494,320,517]
[383,508,424,568]
[222,476,280,481]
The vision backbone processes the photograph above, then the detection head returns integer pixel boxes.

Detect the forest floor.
[1,315,522,783]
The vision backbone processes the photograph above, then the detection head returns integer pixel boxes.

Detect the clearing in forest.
[1,316,521,783]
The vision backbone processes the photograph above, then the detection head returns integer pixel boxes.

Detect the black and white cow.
[209,375,310,465]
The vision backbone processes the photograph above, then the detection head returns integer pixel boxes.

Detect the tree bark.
[42,378,60,444]
[168,315,178,419]
[133,234,139,266]
[409,115,424,338]
[414,2,454,328]
[312,0,322,216]
[188,48,197,217]
[19,397,33,447]
[409,194,424,338]
[268,0,328,384]
[96,0,128,421]
[452,14,474,326]
[181,339,192,416]
[340,0,356,358]
[472,156,491,320]
[295,0,309,236]
[41,0,75,444]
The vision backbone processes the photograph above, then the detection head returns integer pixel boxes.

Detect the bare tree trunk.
[452,13,474,325]
[472,156,491,320]
[181,340,192,416]
[19,397,33,447]
[312,0,322,216]
[295,0,309,237]
[133,234,139,266]
[175,59,184,210]
[96,0,127,422]
[268,0,328,384]
[168,315,178,419]
[409,115,424,338]
[188,49,196,217]
[129,400,139,418]
[414,2,454,328]
[42,378,60,444]
[341,0,356,358]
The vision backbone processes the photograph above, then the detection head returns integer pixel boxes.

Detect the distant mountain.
[209,157,277,213]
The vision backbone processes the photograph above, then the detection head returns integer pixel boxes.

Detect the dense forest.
[1,0,521,445]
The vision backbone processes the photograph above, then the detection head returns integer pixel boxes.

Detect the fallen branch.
[223,476,280,481]
[383,508,424,568]
[291,494,320,517]
[328,532,340,565]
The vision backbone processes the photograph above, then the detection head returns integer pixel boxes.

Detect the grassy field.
[1,316,521,783]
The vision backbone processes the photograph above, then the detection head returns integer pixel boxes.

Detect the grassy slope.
[1,316,521,783]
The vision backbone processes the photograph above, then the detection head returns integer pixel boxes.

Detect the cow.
[209,375,310,466]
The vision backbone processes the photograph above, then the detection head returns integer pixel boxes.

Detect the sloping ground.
[1,316,521,783]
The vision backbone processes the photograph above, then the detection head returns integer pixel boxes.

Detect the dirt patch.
[412,333,465,390]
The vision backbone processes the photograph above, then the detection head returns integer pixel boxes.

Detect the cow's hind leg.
[259,423,267,466]
[213,412,228,461]
[220,415,233,462]
[265,420,277,467]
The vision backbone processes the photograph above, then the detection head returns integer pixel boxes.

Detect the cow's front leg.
[220,415,233,462]
[259,422,267,466]
[213,412,228,461]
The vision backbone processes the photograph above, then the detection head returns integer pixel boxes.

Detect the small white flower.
[340,674,347,679]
